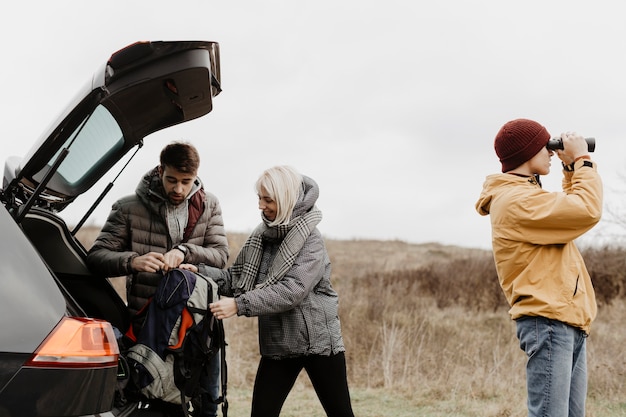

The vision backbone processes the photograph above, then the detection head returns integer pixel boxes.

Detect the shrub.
[582,246,626,306]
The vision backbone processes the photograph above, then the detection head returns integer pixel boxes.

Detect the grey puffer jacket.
[200,177,345,359]
[87,167,229,314]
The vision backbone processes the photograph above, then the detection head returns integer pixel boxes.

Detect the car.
[0,40,221,417]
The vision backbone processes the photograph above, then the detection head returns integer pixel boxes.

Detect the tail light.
[26,316,119,368]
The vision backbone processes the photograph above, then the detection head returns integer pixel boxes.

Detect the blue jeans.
[516,316,588,417]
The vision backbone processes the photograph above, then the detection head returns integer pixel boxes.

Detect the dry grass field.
[77,227,626,417]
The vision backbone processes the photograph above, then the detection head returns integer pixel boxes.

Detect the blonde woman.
[189,166,354,417]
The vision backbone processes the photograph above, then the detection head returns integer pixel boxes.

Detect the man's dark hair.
[160,142,200,174]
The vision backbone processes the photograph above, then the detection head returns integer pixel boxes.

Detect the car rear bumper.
[0,366,117,416]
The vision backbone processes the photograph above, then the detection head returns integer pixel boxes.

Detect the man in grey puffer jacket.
[86,141,228,416]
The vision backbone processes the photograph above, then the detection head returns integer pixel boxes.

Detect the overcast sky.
[3,1,626,250]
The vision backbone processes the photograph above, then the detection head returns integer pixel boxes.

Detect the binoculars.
[546,137,595,152]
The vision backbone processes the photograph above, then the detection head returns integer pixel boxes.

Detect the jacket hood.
[136,166,203,208]
[292,175,319,219]
[475,173,538,216]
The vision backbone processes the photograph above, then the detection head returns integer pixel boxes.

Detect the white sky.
[2,0,626,249]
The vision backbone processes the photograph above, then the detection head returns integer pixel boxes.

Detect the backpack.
[124,268,228,416]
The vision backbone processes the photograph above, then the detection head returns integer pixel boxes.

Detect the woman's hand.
[178,263,199,273]
[210,297,238,320]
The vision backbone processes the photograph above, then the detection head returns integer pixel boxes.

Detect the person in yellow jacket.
[476,118,602,417]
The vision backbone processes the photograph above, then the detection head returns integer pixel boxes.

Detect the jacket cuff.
[235,296,249,317]
[573,158,595,170]
[563,159,595,172]
[126,254,138,274]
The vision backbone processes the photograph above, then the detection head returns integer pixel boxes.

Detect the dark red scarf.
[183,188,205,242]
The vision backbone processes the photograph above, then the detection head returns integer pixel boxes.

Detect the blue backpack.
[124,268,228,416]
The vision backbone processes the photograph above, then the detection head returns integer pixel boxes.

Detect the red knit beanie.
[494,119,551,172]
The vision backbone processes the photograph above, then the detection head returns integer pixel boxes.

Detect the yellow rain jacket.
[475,159,602,333]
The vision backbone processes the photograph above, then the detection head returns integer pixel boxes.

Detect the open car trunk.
[21,208,131,331]
[2,39,221,338]
[0,39,222,417]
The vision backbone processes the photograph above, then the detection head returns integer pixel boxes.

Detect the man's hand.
[557,132,590,165]
[162,249,185,272]
[130,252,167,273]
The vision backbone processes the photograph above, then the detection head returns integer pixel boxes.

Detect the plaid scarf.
[230,207,323,293]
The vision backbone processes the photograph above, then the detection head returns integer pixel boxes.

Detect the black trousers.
[250,352,355,417]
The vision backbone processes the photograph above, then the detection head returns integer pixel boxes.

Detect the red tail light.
[26,317,119,368]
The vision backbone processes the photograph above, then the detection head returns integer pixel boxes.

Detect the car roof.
[2,40,220,213]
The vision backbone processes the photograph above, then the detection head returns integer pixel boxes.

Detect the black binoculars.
[546,137,595,152]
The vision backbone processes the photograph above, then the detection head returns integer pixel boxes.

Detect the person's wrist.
[127,254,138,272]
[562,161,575,172]
[174,244,188,261]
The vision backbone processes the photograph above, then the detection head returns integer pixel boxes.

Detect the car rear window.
[51,105,124,186]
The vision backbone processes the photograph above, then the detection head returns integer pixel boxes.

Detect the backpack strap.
[173,272,229,417]
[218,320,228,417]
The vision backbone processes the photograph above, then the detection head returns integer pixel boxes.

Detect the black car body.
[0,40,221,417]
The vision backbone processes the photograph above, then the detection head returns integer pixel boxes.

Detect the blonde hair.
[255,166,303,226]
